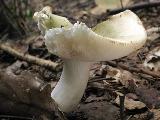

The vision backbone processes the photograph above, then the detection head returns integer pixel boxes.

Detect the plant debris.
[0,0,160,119]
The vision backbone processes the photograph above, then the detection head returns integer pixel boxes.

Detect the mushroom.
[33,6,147,112]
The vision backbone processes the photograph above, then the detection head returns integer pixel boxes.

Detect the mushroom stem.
[51,60,91,112]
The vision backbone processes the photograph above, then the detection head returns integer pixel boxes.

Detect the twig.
[89,77,115,83]
[126,115,133,120]
[107,1,160,15]
[106,61,159,78]
[0,43,59,71]
[119,95,125,120]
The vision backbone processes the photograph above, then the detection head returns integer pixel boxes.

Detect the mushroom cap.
[33,6,72,34]
[45,10,147,61]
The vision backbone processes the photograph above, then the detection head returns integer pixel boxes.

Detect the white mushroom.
[34,7,147,112]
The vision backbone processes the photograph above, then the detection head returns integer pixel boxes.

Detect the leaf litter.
[0,0,160,120]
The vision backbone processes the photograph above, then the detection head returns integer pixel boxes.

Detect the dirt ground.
[0,0,160,120]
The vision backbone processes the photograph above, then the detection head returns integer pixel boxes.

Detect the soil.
[0,0,160,120]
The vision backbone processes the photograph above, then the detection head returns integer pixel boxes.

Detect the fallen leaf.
[120,70,139,92]
[126,93,138,100]
[151,109,160,120]
[106,67,138,91]
[136,87,160,109]
[106,66,121,82]
[78,101,119,120]
[115,96,146,110]
[90,62,102,77]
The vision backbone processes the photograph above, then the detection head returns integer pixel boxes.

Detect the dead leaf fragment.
[106,67,138,90]
[31,35,45,49]
[147,27,160,41]
[106,66,121,82]
[144,47,160,72]
[90,62,102,77]
[115,96,146,110]
[136,87,160,109]
[151,109,160,120]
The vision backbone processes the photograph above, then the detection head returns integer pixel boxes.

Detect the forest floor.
[0,0,160,120]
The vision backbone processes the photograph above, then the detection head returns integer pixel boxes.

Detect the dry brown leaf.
[89,63,103,77]
[106,66,121,82]
[136,87,160,109]
[120,70,139,90]
[151,109,160,120]
[115,96,146,110]
[106,66,138,90]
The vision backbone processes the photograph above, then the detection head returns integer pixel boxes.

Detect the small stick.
[126,115,133,120]
[0,43,59,71]
[119,95,125,120]
[89,77,115,83]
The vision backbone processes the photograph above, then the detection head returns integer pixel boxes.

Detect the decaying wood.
[0,62,67,120]
[0,95,54,120]
[0,68,54,108]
